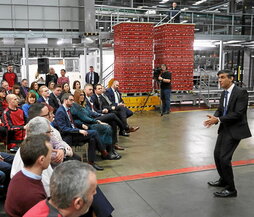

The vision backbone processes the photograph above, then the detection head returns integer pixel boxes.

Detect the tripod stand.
[140,79,162,114]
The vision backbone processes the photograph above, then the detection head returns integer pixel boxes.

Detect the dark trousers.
[214,127,240,191]
[96,113,125,145]
[161,88,171,113]
[62,130,105,162]
[113,106,133,130]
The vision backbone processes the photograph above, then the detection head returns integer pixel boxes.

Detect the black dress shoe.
[119,131,129,137]
[214,189,237,198]
[90,163,104,171]
[102,153,121,160]
[208,180,226,187]
[112,150,122,159]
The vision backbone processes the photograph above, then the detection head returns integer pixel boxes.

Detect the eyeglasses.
[41,113,50,117]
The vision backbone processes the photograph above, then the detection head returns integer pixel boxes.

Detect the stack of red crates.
[154,24,195,91]
[113,23,154,93]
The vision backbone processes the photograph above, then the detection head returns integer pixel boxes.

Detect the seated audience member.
[57,69,69,86]
[46,67,58,87]
[92,84,139,134]
[11,116,114,217]
[20,78,29,99]
[0,88,7,142]
[72,80,81,93]
[53,93,117,170]
[59,82,71,99]
[84,84,128,148]
[5,134,52,217]
[37,85,50,104]
[29,104,79,162]
[49,84,62,113]
[0,87,8,116]
[0,152,14,196]
[2,94,26,151]
[72,90,121,159]
[22,92,37,118]
[1,80,11,95]
[29,81,40,100]
[24,161,97,217]
[47,81,55,94]
[12,84,25,105]
[106,80,134,119]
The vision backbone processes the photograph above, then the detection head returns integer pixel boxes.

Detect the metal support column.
[25,35,29,82]
[99,38,103,83]
[219,41,224,71]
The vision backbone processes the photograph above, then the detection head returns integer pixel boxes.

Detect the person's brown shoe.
[114,144,125,150]
[128,126,140,133]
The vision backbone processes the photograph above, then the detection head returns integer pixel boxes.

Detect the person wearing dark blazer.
[85,66,99,87]
[204,69,252,198]
[92,84,139,133]
[53,93,117,171]
[20,79,29,99]
[48,84,62,114]
[45,67,58,87]
[106,80,134,119]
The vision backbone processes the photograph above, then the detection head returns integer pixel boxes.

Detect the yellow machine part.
[123,96,161,112]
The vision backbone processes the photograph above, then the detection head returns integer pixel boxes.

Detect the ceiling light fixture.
[193,0,207,6]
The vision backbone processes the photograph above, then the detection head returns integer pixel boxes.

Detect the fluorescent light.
[181,7,189,11]
[193,0,207,6]
[224,40,242,44]
[57,39,72,45]
[159,0,169,3]
[194,40,216,50]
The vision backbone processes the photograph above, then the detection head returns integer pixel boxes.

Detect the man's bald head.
[112,80,119,90]
[6,94,15,103]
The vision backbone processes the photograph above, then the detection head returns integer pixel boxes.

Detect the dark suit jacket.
[49,93,61,113]
[214,85,251,140]
[85,72,99,85]
[53,105,80,134]
[105,88,124,106]
[20,86,29,99]
[37,97,46,103]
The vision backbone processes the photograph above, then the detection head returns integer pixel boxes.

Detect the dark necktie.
[223,90,229,116]
[98,95,103,110]
[67,109,75,128]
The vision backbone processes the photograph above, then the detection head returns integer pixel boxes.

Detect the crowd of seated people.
[0,65,140,216]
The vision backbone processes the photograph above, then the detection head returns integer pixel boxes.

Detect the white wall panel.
[13,0,27,4]
[28,6,43,19]
[59,0,79,7]
[14,6,28,19]
[0,20,12,28]
[44,21,60,29]
[0,0,12,4]
[15,20,28,28]
[0,5,12,19]
[44,7,59,20]
[28,0,58,6]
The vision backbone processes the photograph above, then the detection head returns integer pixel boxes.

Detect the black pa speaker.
[38,58,49,74]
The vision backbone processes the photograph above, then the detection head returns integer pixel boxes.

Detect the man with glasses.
[37,85,50,104]
[54,93,119,171]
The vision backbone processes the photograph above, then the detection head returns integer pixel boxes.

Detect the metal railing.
[102,62,114,87]
[95,5,254,38]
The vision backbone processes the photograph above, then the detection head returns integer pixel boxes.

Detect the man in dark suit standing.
[168,2,180,23]
[85,66,99,87]
[204,69,251,197]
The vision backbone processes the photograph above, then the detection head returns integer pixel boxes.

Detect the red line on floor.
[98,159,254,184]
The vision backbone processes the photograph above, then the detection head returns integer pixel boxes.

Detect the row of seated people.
[1,119,114,217]
[0,79,139,169]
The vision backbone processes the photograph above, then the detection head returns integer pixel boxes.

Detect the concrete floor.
[1,107,254,217]
[97,109,254,180]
